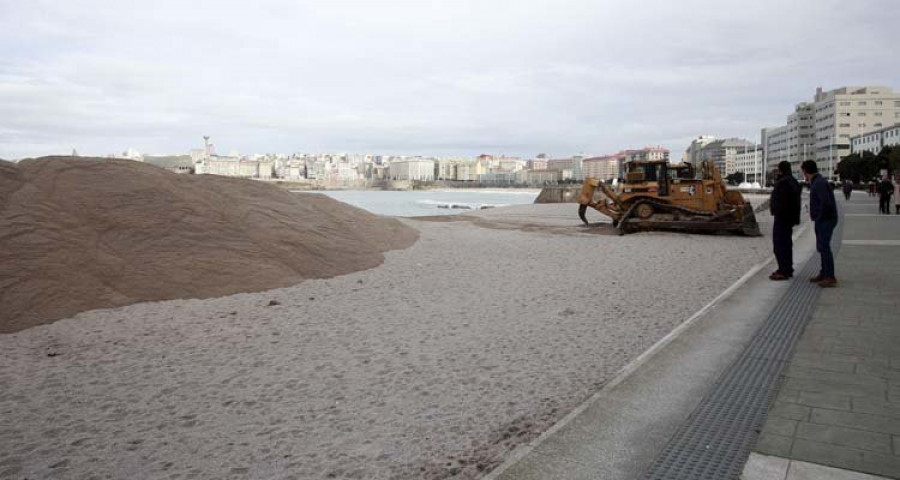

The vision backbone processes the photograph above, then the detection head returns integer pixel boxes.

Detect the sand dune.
[0,157,417,333]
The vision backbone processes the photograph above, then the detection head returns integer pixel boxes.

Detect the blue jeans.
[815,217,838,278]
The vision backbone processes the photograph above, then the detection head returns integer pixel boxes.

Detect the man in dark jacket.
[878,176,894,214]
[802,160,838,287]
[769,161,801,280]
[842,179,853,200]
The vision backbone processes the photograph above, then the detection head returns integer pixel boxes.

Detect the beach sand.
[0,203,775,479]
[0,157,417,334]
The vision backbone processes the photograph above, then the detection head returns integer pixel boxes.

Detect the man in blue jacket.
[769,161,801,280]
[801,160,838,287]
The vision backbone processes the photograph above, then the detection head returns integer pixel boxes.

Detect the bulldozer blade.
[578,204,589,225]
[741,204,762,237]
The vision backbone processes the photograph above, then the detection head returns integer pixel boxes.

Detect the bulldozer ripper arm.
[577,177,624,225]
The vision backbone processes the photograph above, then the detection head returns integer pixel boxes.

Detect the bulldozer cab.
[622,160,683,197]
[623,161,695,192]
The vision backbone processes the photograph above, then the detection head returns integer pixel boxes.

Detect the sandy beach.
[0,203,775,479]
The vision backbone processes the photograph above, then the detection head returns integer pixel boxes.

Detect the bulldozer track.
[622,198,717,221]
[620,198,759,235]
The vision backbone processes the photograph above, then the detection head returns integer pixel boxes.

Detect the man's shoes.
[818,277,838,288]
[769,272,790,281]
[809,274,826,283]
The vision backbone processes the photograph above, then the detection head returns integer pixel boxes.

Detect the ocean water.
[294,190,539,217]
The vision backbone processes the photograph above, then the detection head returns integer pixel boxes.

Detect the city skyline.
[2,0,900,160]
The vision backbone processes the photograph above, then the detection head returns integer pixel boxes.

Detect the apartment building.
[436,159,458,180]
[761,125,788,179]
[685,135,717,168]
[388,159,435,181]
[764,86,900,180]
[582,147,670,181]
[886,125,900,149]
[624,146,669,163]
[733,147,764,183]
[851,124,900,155]
[582,154,622,181]
[695,138,755,176]
[547,156,584,180]
[455,160,489,181]
[516,169,560,184]
[527,158,549,170]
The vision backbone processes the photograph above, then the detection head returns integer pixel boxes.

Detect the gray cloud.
[1,0,899,159]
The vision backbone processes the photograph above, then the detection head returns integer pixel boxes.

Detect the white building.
[497,157,525,172]
[195,156,273,179]
[695,138,755,176]
[436,159,458,180]
[582,154,622,181]
[761,125,788,180]
[455,160,489,181]
[851,124,900,155]
[766,86,900,180]
[885,125,900,148]
[517,169,560,184]
[196,156,240,176]
[547,157,584,180]
[388,159,435,181]
[733,147,764,183]
[685,135,717,168]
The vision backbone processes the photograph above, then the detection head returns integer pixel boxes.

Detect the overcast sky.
[1,0,898,160]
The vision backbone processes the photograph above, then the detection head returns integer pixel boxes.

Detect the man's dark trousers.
[773,221,794,276]
[815,217,837,278]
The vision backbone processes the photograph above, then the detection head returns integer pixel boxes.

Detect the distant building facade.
[763,86,900,180]
[388,159,435,181]
[851,124,900,155]
[733,147,764,183]
[547,156,583,180]
[685,135,717,168]
[761,125,789,180]
[693,138,755,176]
[582,154,621,181]
[582,147,670,181]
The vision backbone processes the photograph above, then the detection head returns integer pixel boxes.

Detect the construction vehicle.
[577,159,762,236]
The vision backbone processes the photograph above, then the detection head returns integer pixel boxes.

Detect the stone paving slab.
[751,203,900,479]
[742,453,892,480]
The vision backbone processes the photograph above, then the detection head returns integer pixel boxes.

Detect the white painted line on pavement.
[842,240,900,246]
[845,214,900,217]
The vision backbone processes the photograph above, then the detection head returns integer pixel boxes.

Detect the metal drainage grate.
[642,217,844,480]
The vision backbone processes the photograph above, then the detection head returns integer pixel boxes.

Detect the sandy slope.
[0,204,775,479]
[0,157,417,333]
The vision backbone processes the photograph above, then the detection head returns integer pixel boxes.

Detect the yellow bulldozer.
[577,159,761,236]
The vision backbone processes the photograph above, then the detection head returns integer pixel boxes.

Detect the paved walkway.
[487,193,900,480]
[745,195,900,480]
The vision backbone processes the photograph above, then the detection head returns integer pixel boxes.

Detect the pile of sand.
[0,156,418,333]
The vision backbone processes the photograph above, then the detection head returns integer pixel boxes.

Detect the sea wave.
[417,200,510,210]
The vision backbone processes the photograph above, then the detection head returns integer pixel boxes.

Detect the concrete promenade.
[745,195,900,479]
[488,193,900,480]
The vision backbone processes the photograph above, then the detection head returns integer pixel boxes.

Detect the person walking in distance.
[895,175,900,215]
[769,161,801,281]
[802,160,838,287]
[878,175,894,215]
[842,178,853,201]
